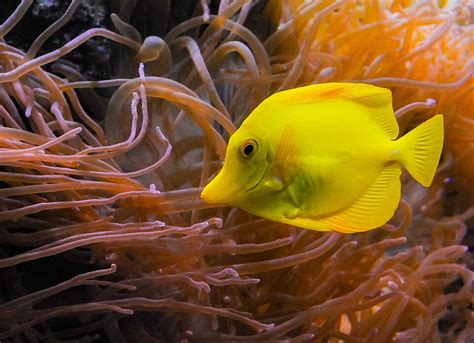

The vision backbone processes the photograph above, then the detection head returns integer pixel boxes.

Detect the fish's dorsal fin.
[267,123,299,189]
[267,83,399,139]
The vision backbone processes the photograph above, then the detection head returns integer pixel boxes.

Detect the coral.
[0,0,472,342]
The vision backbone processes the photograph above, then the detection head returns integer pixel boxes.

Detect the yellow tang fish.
[201,83,444,233]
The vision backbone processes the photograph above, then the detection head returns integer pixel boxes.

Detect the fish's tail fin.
[397,114,444,187]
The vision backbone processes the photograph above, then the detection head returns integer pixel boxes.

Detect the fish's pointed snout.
[201,172,237,205]
[200,183,216,204]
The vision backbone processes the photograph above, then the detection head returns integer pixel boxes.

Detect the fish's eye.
[240,140,258,158]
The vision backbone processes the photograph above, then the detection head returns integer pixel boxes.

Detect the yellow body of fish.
[201,83,444,233]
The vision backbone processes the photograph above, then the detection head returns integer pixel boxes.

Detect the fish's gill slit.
[245,156,270,193]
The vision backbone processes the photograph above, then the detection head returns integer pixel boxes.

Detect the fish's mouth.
[202,151,270,204]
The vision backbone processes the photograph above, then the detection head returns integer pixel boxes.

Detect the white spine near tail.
[397,114,444,187]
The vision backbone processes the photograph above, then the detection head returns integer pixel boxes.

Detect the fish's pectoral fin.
[264,177,284,191]
[283,208,301,220]
[283,161,319,211]
[318,163,402,233]
[271,123,300,185]
[282,168,317,221]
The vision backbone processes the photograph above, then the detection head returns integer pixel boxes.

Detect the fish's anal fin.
[281,163,402,232]
[271,123,300,185]
[283,216,333,231]
[320,163,402,233]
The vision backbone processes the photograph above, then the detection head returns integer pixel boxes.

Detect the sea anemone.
[266,0,474,193]
[0,1,472,342]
